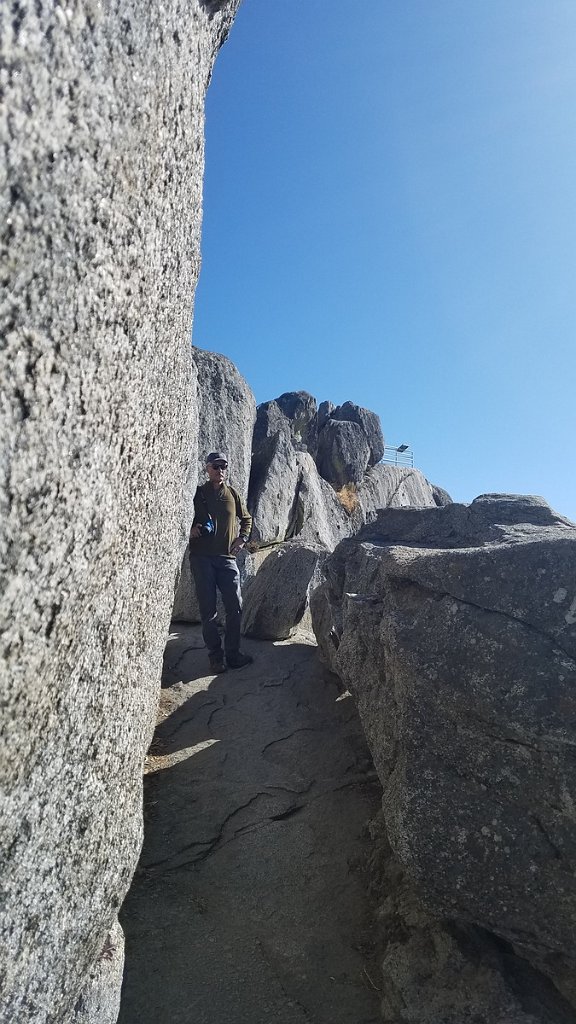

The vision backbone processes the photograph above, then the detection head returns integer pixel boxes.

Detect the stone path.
[118,625,382,1024]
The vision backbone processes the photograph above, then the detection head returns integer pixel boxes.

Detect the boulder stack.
[249,390,437,550]
[171,373,448,642]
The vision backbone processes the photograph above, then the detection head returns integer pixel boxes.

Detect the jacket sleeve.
[191,487,204,531]
[233,489,252,541]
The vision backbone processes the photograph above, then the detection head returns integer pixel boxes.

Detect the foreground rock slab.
[312,495,576,1008]
[242,540,329,640]
[119,628,382,1024]
[367,817,571,1024]
[1,2,239,1020]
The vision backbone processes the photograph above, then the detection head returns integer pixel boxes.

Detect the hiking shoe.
[208,653,226,674]
[226,652,253,670]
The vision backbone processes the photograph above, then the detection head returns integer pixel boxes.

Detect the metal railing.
[381,444,414,468]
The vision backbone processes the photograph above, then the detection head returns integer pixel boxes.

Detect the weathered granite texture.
[311,495,576,1005]
[244,390,437,638]
[331,400,385,466]
[248,398,301,546]
[189,347,256,494]
[368,816,572,1024]
[317,399,334,431]
[71,921,125,1024]
[275,390,318,452]
[0,2,239,1022]
[172,347,256,622]
[316,417,371,488]
[289,451,350,549]
[355,464,436,520]
[431,482,453,506]
[249,429,300,545]
[242,540,329,640]
[239,543,276,590]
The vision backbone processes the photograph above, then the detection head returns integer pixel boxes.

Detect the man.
[189,451,253,673]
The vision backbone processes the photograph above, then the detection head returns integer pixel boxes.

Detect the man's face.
[206,460,227,485]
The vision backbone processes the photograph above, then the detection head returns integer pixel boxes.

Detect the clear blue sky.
[193,0,576,521]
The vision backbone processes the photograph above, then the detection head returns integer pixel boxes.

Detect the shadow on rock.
[119,628,382,1024]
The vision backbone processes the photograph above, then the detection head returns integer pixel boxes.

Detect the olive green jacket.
[189,481,252,557]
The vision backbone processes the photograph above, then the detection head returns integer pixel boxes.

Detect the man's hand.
[190,525,202,540]
[230,537,245,557]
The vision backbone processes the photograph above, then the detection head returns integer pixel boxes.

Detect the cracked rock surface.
[311,494,576,1008]
[118,628,382,1024]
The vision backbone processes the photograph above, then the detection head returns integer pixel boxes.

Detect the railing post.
[381,444,414,468]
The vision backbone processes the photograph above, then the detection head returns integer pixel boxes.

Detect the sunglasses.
[211,462,227,469]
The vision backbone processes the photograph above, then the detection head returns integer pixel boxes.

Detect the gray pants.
[190,555,242,656]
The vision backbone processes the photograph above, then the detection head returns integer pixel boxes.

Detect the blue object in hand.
[199,515,214,537]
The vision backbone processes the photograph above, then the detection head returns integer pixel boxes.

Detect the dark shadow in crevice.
[478,927,576,1024]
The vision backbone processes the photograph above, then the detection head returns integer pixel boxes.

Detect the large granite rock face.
[317,399,335,431]
[190,347,256,493]
[289,452,350,550]
[331,400,385,466]
[316,418,371,489]
[248,399,299,546]
[0,2,239,1022]
[250,441,437,551]
[312,495,576,1002]
[355,464,436,519]
[368,819,563,1024]
[249,431,300,546]
[242,540,329,640]
[248,393,321,545]
[246,460,438,648]
[172,348,256,622]
[251,398,291,454]
[275,390,318,452]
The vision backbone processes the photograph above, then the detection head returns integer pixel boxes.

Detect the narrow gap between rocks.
[118,624,383,1024]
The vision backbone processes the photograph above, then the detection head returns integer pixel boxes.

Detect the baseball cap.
[206,452,228,466]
